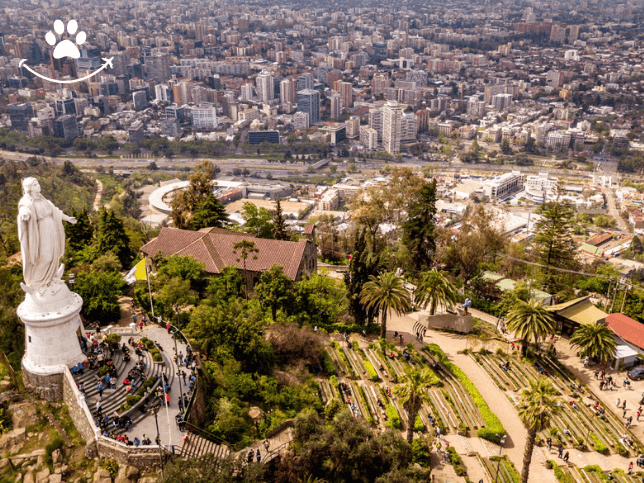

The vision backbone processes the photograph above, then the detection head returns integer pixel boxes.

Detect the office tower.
[256,70,274,102]
[191,104,218,129]
[330,93,342,121]
[56,97,76,116]
[298,72,315,92]
[128,120,145,145]
[372,73,389,97]
[297,89,320,125]
[76,47,103,71]
[369,107,383,141]
[146,53,170,84]
[382,101,403,154]
[317,62,332,83]
[8,103,34,131]
[339,81,353,109]
[53,115,79,142]
[492,93,513,111]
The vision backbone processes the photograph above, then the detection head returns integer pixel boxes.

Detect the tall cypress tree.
[272,198,290,241]
[189,194,229,230]
[345,228,380,324]
[66,209,94,252]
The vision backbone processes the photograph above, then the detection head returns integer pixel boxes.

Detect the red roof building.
[603,313,644,351]
[141,226,317,288]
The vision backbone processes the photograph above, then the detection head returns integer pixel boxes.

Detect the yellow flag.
[134,259,147,281]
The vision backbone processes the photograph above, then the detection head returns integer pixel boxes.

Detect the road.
[603,186,629,231]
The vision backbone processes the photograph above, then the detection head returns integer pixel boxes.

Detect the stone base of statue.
[18,280,85,401]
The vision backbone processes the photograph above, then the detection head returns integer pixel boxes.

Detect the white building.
[360,125,379,150]
[293,111,309,130]
[256,70,274,103]
[401,112,418,141]
[241,83,255,102]
[525,172,558,203]
[191,104,218,129]
[383,101,403,154]
[483,171,524,200]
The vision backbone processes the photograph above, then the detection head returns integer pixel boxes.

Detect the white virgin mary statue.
[18,177,77,291]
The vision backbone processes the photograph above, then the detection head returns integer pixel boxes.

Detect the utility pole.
[610,280,620,313]
[620,285,631,314]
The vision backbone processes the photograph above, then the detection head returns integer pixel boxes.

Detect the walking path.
[92,178,103,211]
[386,311,556,483]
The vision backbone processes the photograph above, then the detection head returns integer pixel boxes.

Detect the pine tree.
[189,195,229,230]
[95,209,134,267]
[402,180,437,273]
[271,198,290,241]
[66,210,94,252]
[170,161,219,229]
[532,182,577,294]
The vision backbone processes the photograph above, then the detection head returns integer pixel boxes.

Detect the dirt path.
[92,178,103,211]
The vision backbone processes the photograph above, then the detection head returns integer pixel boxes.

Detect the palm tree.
[414,269,459,315]
[506,300,555,356]
[360,271,411,339]
[233,240,259,300]
[518,377,561,483]
[392,366,435,444]
[570,322,617,363]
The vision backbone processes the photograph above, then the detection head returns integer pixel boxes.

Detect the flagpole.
[145,259,155,318]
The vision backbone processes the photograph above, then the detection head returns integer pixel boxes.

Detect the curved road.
[603,186,629,231]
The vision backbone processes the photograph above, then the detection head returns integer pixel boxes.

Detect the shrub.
[329,375,339,390]
[414,415,425,432]
[325,398,343,420]
[102,460,119,478]
[447,446,466,476]
[550,460,576,483]
[320,349,337,377]
[125,394,142,407]
[44,435,64,466]
[106,333,121,346]
[423,344,505,443]
[143,376,158,389]
[98,365,109,376]
[412,439,431,467]
[589,433,608,454]
[363,359,380,382]
[385,404,401,429]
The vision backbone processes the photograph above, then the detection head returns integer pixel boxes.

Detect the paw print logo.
[45,19,86,60]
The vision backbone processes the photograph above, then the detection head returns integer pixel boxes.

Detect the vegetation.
[506,300,555,356]
[570,322,617,363]
[360,271,411,339]
[518,378,561,483]
[414,270,459,315]
[392,367,435,444]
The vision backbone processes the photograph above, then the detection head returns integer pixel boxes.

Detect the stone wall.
[422,312,473,333]
[21,363,63,401]
[96,437,167,471]
[61,368,98,446]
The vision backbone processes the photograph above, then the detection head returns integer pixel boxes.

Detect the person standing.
[563,451,569,463]
[256,449,261,462]
[558,444,563,458]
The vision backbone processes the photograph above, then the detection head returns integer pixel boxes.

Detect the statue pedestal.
[17,281,85,401]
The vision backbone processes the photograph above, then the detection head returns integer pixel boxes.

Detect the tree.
[74,270,127,322]
[240,202,273,239]
[161,453,265,483]
[254,264,294,321]
[95,208,134,267]
[65,209,93,253]
[518,378,560,483]
[392,367,435,444]
[401,180,437,273]
[189,194,229,231]
[360,272,411,339]
[272,198,290,241]
[501,139,513,155]
[294,273,348,325]
[414,270,459,315]
[170,161,219,229]
[506,300,555,356]
[532,184,577,293]
[632,236,643,255]
[570,322,617,363]
[232,240,259,299]
[205,266,244,305]
[345,228,381,324]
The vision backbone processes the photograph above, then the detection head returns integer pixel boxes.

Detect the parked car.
[627,366,644,381]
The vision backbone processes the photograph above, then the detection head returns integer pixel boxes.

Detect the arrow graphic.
[19,57,114,84]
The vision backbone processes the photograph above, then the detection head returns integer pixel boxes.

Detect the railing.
[182,421,231,447]
[262,440,291,463]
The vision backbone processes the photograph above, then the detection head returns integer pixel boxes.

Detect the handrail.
[182,421,231,447]
[265,419,295,439]
[262,440,291,463]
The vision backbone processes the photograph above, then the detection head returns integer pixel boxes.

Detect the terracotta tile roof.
[303,224,314,235]
[586,233,613,247]
[604,313,644,350]
[140,227,309,280]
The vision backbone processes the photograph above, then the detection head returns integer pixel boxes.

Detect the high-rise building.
[346,116,360,138]
[297,89,320,125]
[146,53,170,83]
[492,93,513,111]
[372,73,389,97]
[56,98,76,116]
[241,83,254,102]
[132,90,148,110]
[155,84,173,102]
[280,78,296,106]
[53,115,79,142]
[330,93,342,121]
[298,72,315,92]
[256,70,274,102]
[369,107,383,141]
[339,81,353,109]
[191,104,218,129]
[76,48,103,71]
[8,103,34,131]
[382,101,403,154]
[128,120,145,145]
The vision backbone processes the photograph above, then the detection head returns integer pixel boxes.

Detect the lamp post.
[494,434,507,483]
[150,403,164,474]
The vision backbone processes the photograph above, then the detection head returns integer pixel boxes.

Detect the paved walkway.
[385,311,558,483]
[121,325,191,449]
